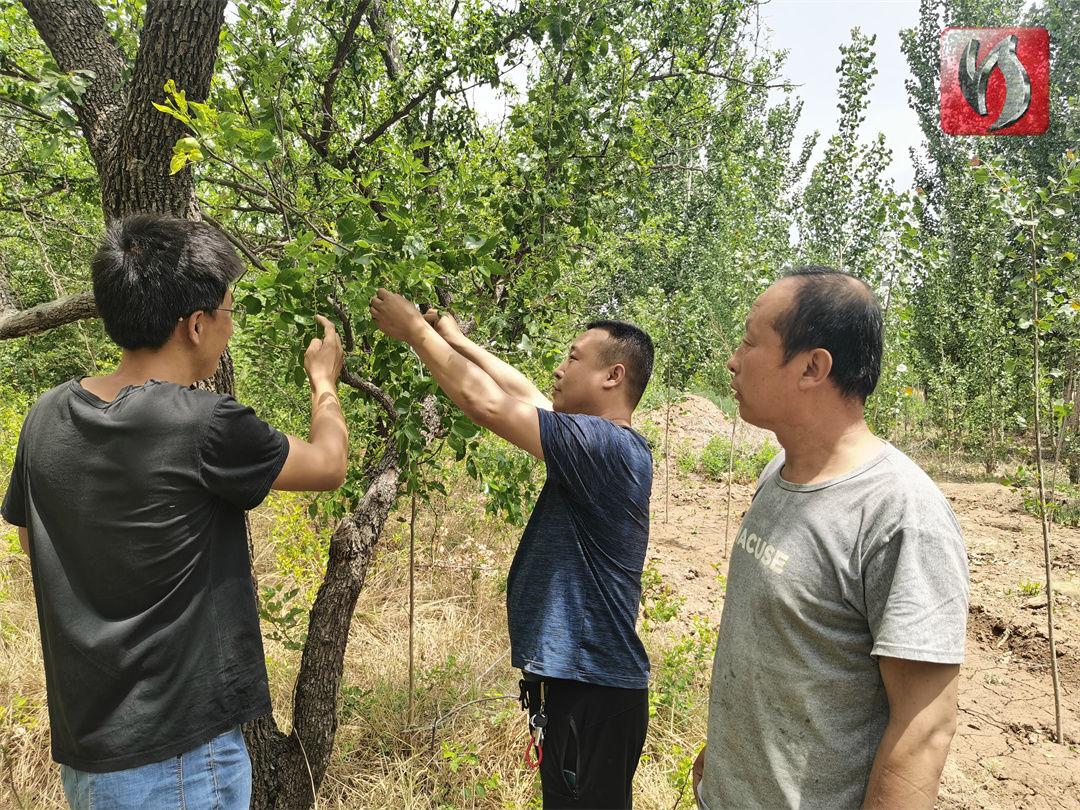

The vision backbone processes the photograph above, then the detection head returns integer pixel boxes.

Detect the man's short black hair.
[91,214,245,350]
[585,320,655,408]
[775,266,882,401]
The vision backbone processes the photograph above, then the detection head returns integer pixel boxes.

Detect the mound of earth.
[639,394,777,453]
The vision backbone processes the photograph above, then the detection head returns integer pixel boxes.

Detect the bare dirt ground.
[640,397,1080,809]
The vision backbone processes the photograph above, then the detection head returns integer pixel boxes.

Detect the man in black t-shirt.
[370,289,655,809]
[1,215,349,809]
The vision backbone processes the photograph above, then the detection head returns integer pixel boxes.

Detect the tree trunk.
[21,0,126,179]
[0,270,20,313]
[105,0,227,220]
[7,0,227,337]
[247,442,404,808]
[1065,366,1079,485]
[22,0,226,221]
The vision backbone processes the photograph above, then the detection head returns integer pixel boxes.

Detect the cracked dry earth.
[639,398,1080,809]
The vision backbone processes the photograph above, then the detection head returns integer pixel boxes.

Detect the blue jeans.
[60,726,251,810]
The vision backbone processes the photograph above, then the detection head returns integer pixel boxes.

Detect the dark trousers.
[523,676,649,809]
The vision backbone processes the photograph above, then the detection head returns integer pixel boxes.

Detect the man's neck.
[83,349,199,400]
[773,406,883,485]
[590,402,634,428]
[559,401,634,427]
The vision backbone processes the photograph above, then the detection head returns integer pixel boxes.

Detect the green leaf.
[336,216,361,244]
[152,101,188,123]
[253,131,279,162]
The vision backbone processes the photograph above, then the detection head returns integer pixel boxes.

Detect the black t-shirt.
[1,379,289,771]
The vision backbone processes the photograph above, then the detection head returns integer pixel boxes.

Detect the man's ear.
[184,311,206,346]
[797,348,832,391]
[603,362,626,390]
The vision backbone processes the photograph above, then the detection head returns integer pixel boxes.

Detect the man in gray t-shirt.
[694,268,968,810]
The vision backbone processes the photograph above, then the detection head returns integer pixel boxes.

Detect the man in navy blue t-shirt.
[370,289,654,809]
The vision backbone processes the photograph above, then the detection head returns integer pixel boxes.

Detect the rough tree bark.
[0,267,22,314]
[10,0,227,340]
[17,0,238,378]
[0,290,97,340]
[21,0,224,221]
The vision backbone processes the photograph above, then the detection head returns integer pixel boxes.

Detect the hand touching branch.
[367,288,544,459]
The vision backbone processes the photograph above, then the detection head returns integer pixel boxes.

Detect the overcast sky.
[760,0,925,191]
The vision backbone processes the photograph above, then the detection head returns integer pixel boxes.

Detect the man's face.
[551,328,616,414]
[726,280,801,429]
[197,289,235,377]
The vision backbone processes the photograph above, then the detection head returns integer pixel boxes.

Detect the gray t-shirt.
[699,443,968,810]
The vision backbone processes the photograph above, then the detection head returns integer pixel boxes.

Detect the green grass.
[1017,580,1044,598]
[697,435,779,483]
[1005,466,1080,528]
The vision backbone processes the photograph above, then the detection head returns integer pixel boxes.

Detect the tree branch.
[289,440,402,798]
[347,12,538,159]
[198,210,271,274]
[314,0,374,158]
[0,182,67,212]
[0,93,61,125]
[366,0,400,82]
[20,0,127,169]
[0,52,37,83]
[360,86,429,146]
[647,69,795,89]
[0,290,97,340]
[341,369,397,424]
[0,257,21,313]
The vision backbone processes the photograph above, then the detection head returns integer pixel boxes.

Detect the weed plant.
[697,436,779,483]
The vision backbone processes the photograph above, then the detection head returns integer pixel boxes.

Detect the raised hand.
[369,288,428,342]
[304,314,344,388]
[422,308,464,344]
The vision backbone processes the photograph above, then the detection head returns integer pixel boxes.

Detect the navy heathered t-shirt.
[1,380,289,772]
[506,409,652,689]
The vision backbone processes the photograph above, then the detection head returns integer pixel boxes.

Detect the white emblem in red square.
[940,27,1049,136]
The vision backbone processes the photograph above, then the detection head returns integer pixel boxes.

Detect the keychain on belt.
[524,681,547,769]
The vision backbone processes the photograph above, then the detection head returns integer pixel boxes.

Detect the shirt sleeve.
[863,524,969,664]
[1,422,28,527]
[197,396,290,510]
[538,410,619,501]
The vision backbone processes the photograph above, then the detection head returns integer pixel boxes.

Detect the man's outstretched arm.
[273,315,349,491]
[863,657,959,809]
[423,309,552,410]
[370,290,543,460]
